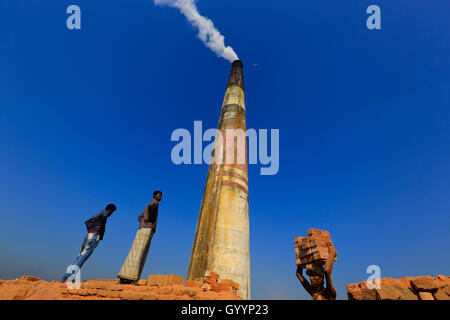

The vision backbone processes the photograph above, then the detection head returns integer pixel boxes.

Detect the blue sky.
[0,0,449,299]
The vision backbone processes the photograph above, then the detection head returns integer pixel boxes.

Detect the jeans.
[61,233,100,282]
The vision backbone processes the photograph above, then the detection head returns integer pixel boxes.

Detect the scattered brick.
[441,285,450,296]
[108,291,121,299]
[375,286,402,300]
[410,277,441,292]
[433,289,449,300]
[186,287,200,297]
[294,229,337,268]
[185,280,202,288]
[138,279,147,286]
[158,286,173,295]
[201,283,212,291]
[142,293,159,300]
[19,276,40,282]
[87,289,98,296]
[76,289,89,296]
[204,271,220,284]
[174,295,191,300]
[97,290,109,297]
[120,291,144,300]
[348,275,450,300]
[158,294,176,300]
[148,274,184,287]
[418,292,434,300]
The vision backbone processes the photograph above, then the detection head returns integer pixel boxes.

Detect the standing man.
[61,204,117,282]
[117,190,162,284]
[295,241,337,300]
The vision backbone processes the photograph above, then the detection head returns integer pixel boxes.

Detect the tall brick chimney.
[187,60,250,299]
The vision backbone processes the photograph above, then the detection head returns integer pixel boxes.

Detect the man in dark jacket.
[117,191,162,284]
[61,204,117,282]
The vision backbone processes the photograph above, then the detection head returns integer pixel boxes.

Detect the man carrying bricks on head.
[117,191,162,284]
[295,229,338,300]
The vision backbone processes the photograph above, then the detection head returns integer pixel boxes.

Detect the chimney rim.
[232,60,244,68]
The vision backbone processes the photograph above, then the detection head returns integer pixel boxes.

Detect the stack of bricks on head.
[295,228,337,268]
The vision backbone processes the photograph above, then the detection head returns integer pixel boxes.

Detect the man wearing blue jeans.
[61,204,117,282]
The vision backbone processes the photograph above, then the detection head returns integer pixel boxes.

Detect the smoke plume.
[153,0,239,63]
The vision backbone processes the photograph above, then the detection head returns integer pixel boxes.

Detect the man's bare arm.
[296,265,312,295]
[324,241,337,299]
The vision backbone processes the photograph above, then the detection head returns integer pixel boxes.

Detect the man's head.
[306,264,325,290]
[153,190,163,202]
[105,204,117,214]
[307,271,324,289]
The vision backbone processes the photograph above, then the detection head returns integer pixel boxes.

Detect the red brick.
[203,271,219,284]
[433,289,450,300]
[201,283,212,291]
[108,291,120,299]
[307,229,330,237]
[172,285,187,296]
[137,279,147,286]
[75,289,89,296]
[204,271,219,279]
[418,292,434,300]
[158,294,176,300]
[220,279,239,290]
[217,283,233,293]
[210,283,222,293]
[186,287,200,297]
[119,291,144,300]
[87,289,98,296]
[185,280,202,288]
[168,274,184,285]
[294,237,303,244]
[19,276,40,282]
[410,277,441,292]
[147,274,184,286]
[174,295,192,300]
[97,290,109,297]
[158,286,173,295]
[142,293,159,300]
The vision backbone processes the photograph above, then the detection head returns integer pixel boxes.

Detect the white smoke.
[153,0,239,63]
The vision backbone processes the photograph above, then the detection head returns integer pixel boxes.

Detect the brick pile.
[294,228,337,267]
[0,274,243,300]
[147,274,184,286]
[347,275,450,300]
[189,271,240,295]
